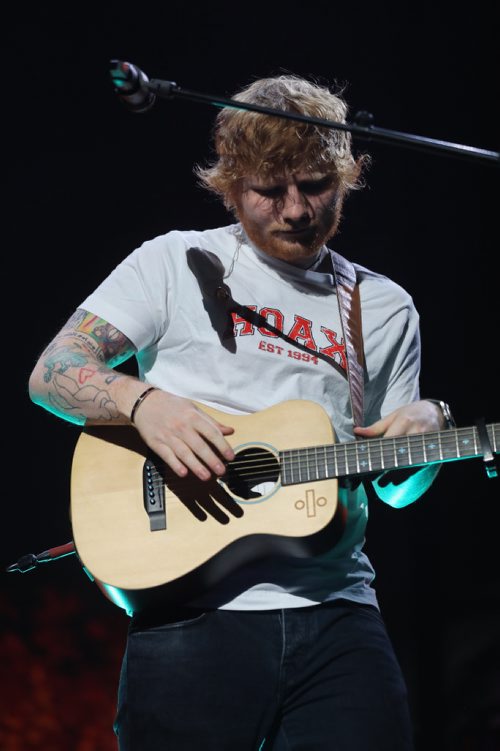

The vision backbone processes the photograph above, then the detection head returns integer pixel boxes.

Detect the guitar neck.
[280,423,499,485]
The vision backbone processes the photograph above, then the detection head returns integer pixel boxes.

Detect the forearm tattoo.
[41,310,136,423]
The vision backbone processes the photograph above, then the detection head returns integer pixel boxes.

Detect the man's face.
[233,171,343,264]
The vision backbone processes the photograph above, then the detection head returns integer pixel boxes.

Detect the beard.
[237,195,343,265]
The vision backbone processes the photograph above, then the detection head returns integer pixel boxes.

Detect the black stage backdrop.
[3,4,499,750]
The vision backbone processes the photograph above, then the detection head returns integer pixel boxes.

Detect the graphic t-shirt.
[80,224,421,610]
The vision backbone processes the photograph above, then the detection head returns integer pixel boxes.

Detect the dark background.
[3,3,499,749]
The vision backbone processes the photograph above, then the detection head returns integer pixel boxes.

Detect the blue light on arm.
[372,463,442,508]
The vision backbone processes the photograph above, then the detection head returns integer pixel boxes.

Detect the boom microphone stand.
[109,59,499,166]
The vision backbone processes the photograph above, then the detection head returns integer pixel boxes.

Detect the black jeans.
[114,600,413,750]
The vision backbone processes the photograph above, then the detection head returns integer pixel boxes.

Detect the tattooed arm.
[28,309,235,479]
[28,309,145,425]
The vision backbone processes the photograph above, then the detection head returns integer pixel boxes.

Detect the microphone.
[109,60,157,113]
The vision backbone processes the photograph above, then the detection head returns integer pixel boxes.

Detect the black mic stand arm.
[146,77,499,167]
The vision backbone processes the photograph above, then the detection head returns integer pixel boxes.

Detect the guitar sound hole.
[223,447,280,500]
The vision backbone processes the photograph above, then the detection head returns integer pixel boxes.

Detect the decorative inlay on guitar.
[70,399,499,614]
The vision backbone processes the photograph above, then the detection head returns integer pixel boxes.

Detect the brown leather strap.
[329,250,365,428]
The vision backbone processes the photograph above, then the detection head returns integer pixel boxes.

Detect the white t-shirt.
[81,224,421,610]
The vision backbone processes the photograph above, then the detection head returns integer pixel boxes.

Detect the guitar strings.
[147,425,497,491]
[156,428,495,481]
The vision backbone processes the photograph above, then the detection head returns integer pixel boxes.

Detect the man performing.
[28,73,454,749]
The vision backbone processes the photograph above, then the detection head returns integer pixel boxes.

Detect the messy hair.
[195,74,370,209]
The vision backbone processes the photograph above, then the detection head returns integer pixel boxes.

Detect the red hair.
[195,75,369,209]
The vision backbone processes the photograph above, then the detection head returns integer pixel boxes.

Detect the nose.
[281,185,312,225]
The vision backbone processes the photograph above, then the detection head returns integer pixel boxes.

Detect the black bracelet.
[130,386,158,424]
[426,399,456,429]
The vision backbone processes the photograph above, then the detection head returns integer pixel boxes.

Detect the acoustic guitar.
[70,399,498,614]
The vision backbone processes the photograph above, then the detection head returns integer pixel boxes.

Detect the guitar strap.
[328,249,365,428]
[186,245,365,428]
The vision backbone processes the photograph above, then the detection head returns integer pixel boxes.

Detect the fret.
[314,448,320,480]
[283,451,289,485]
[423,433,442,464]
[287,450,295,485]
[310,447,325,481]
[410,435,426,465]
[442,431,460,460]
[280,452,286,484]
[393,436,410,468]
[455,430,475,456]
[490,425,498,453]
[380,439,385,470]
[382,438,394,469]
[407,435,412,464]
[333,446,340,477]
[373,440,383,472]
[469,428,478,455]
[356,441,371,474]
[437,431,443,461]
[304,450,310,481]
[363,440,381,473]
[440,433,452,460]
[322,447,329,479]
[310,448,316,481]
[367,440,373,472]
[456,427,478,458]
[324,447,333,479]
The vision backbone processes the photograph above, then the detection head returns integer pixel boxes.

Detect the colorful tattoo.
[43,344,88,384]
[39,310,135,422]
[73,311,134,363]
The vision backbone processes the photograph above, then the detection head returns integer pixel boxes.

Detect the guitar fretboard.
[280,424,499,486]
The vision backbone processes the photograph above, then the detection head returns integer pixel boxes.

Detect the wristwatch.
[426,399,456,429]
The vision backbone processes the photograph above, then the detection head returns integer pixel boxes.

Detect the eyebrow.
[297,175,334,188]
[249,175,334,192]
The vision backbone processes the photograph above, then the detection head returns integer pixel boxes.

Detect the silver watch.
[426,399,456,429]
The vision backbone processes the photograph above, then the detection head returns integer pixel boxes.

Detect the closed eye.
[253,176,334,199]
[297,176,334,195]
[254,186,286,199]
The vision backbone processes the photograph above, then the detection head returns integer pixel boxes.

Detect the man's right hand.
[131,390,235,481]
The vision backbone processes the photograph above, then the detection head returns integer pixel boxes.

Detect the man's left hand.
[353,400,444,440]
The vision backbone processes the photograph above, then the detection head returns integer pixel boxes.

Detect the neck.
[285,250,322,268]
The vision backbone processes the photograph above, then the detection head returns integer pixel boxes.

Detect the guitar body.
[70,400,340,614]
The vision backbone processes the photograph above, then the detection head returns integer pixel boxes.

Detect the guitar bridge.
[142,454,167,531]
